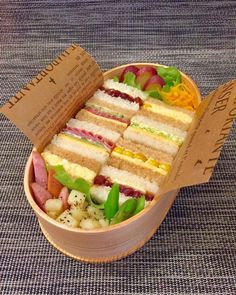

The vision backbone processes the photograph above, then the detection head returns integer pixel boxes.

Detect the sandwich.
[75,86,144,134]
[91,137,173,206]
[123,102,193,156]
[42,117,121,183]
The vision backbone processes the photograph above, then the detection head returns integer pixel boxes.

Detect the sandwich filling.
[61,126,115,151]
[103,79,148,101]
[67,118,120,142]
[84,105,130,124]
[41,151,96,183]
[93,89,140,112]
[100,87,143,107]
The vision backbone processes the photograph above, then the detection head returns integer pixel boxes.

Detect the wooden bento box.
[23,63,201,263]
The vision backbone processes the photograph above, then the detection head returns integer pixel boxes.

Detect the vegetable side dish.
[31,65,198,229]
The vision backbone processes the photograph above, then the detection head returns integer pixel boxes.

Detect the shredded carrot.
[160,83,199,111]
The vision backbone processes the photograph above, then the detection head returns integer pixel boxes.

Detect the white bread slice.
[87,96,134,118]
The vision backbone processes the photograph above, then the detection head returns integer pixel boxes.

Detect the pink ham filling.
[62,126,115,151]
[85,106,129,124]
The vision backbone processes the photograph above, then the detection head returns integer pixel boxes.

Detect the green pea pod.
[110,198,137,225]
[53,165,90,195]
[133,196,145,215]
[104,183,119,221]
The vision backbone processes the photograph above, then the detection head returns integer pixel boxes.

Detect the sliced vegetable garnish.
[104,183,119,221]
[159,83,198,111]
[110,198,137,225]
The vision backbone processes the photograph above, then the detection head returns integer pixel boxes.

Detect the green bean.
[133,195,145,215]
[110,198,137,225]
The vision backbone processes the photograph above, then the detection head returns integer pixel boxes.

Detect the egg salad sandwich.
[90,136,174,205]
[143,98,195,131]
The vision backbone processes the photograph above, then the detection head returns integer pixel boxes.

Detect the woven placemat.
[0,1,235,294]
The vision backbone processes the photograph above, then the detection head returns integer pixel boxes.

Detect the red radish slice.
[32,151,48,189]
[48,169,63,198]
[58,187,70,211]
[144,74,165,90]
[119,65,139,82]
[31,182,52,211]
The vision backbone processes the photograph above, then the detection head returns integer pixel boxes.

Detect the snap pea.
[104,183,119,221]
[133,195,145,215]
[110,198,137,225]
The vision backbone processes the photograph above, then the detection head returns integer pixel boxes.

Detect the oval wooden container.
[24,63,201,263]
